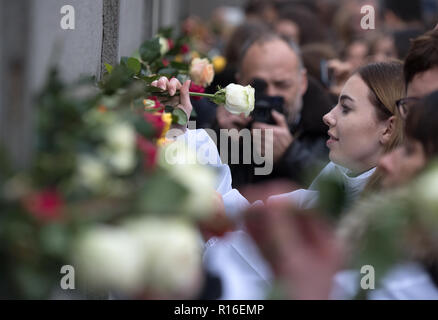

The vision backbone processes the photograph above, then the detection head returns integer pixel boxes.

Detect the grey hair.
[238,32,304,71]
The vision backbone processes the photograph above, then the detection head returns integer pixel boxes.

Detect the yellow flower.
[157,137,173,147]
[212,56,227,73]
[174,54,183,63]
[160,112,172,139]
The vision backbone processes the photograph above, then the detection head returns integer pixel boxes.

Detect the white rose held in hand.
[152,78,255,117]
[223,83,255,116]
[186,83,255,117]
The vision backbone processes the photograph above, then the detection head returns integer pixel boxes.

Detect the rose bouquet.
[99,28,254,127]
[0,67,229,299]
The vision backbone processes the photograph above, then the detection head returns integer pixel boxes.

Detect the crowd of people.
[157,0,438,299]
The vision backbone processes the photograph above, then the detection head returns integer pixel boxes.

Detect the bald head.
[237,36,308,123]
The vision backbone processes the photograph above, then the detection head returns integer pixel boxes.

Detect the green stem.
[188,92,215,98]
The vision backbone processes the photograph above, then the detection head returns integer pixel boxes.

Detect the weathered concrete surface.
[27,0,103,90]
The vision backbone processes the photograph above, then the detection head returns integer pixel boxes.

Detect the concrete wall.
[119,0,147,58]
[0,1,32,167]
[28,0,103,89]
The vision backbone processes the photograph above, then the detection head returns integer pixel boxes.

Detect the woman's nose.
[323,108,336,127]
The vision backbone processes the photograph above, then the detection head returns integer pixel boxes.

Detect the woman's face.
[323,75,390,173]
[378,138,427,189]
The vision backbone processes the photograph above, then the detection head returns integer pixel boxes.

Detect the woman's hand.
[198,191,234,242]
[151,77,193,120]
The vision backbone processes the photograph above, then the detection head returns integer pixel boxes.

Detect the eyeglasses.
[396,97,420,119]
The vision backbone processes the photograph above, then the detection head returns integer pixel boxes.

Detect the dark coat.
[213,76,334,190]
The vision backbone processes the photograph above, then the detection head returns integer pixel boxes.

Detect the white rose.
[224,83,255,116]
[159,140,199,167]
[73,226,144,293]
[414,167,438,220]
[108,150,136,174]
[125,217,203,297]
[101,122,136,174]
[171,164,216,219]
[159,37,169,56]
[105,122,136,151]
[76,155,108,191]
[159,141,216,219]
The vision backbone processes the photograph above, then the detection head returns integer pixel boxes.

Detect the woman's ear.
[380,115,395,145]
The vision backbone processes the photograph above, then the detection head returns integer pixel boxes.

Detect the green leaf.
[104,63,113,74]
[316,174,347,221]
[39,223,70,257]
[134,117,155,139]
[139,38,161,63]
[171,108,188,126]
[157,67,178,77]
[139,74,161,84]
[126,58,141,74]
[131,49,141,60]
[136,172,189,214]
[158,26,173,39]
[170,61,189,71]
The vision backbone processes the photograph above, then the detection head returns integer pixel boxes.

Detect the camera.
[249,78,285,125]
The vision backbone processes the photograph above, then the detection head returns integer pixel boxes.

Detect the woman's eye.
[341,105,351,114]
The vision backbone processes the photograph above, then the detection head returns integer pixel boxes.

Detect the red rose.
[162,59,170,67]
[189,82,205,100]
[180,44,190,54]
[137,135,158,169]
[143,112,165,138]
[144,96,164,112]
[23,190,64,222]
[167,38,174,50]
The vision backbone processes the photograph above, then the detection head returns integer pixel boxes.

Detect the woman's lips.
[326,133,339,146]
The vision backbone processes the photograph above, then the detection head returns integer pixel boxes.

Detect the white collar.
[310,162,376,205]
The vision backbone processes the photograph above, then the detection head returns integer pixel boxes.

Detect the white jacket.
[205,152,376,299]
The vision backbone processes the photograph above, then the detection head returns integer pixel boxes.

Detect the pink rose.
[189,58,214,87]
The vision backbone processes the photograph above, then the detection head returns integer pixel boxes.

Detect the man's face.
[238,39,308,123]
[377,66,438,188]
[406,66,438,99]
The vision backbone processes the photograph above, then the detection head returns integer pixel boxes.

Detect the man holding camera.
[214,33,332,188]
